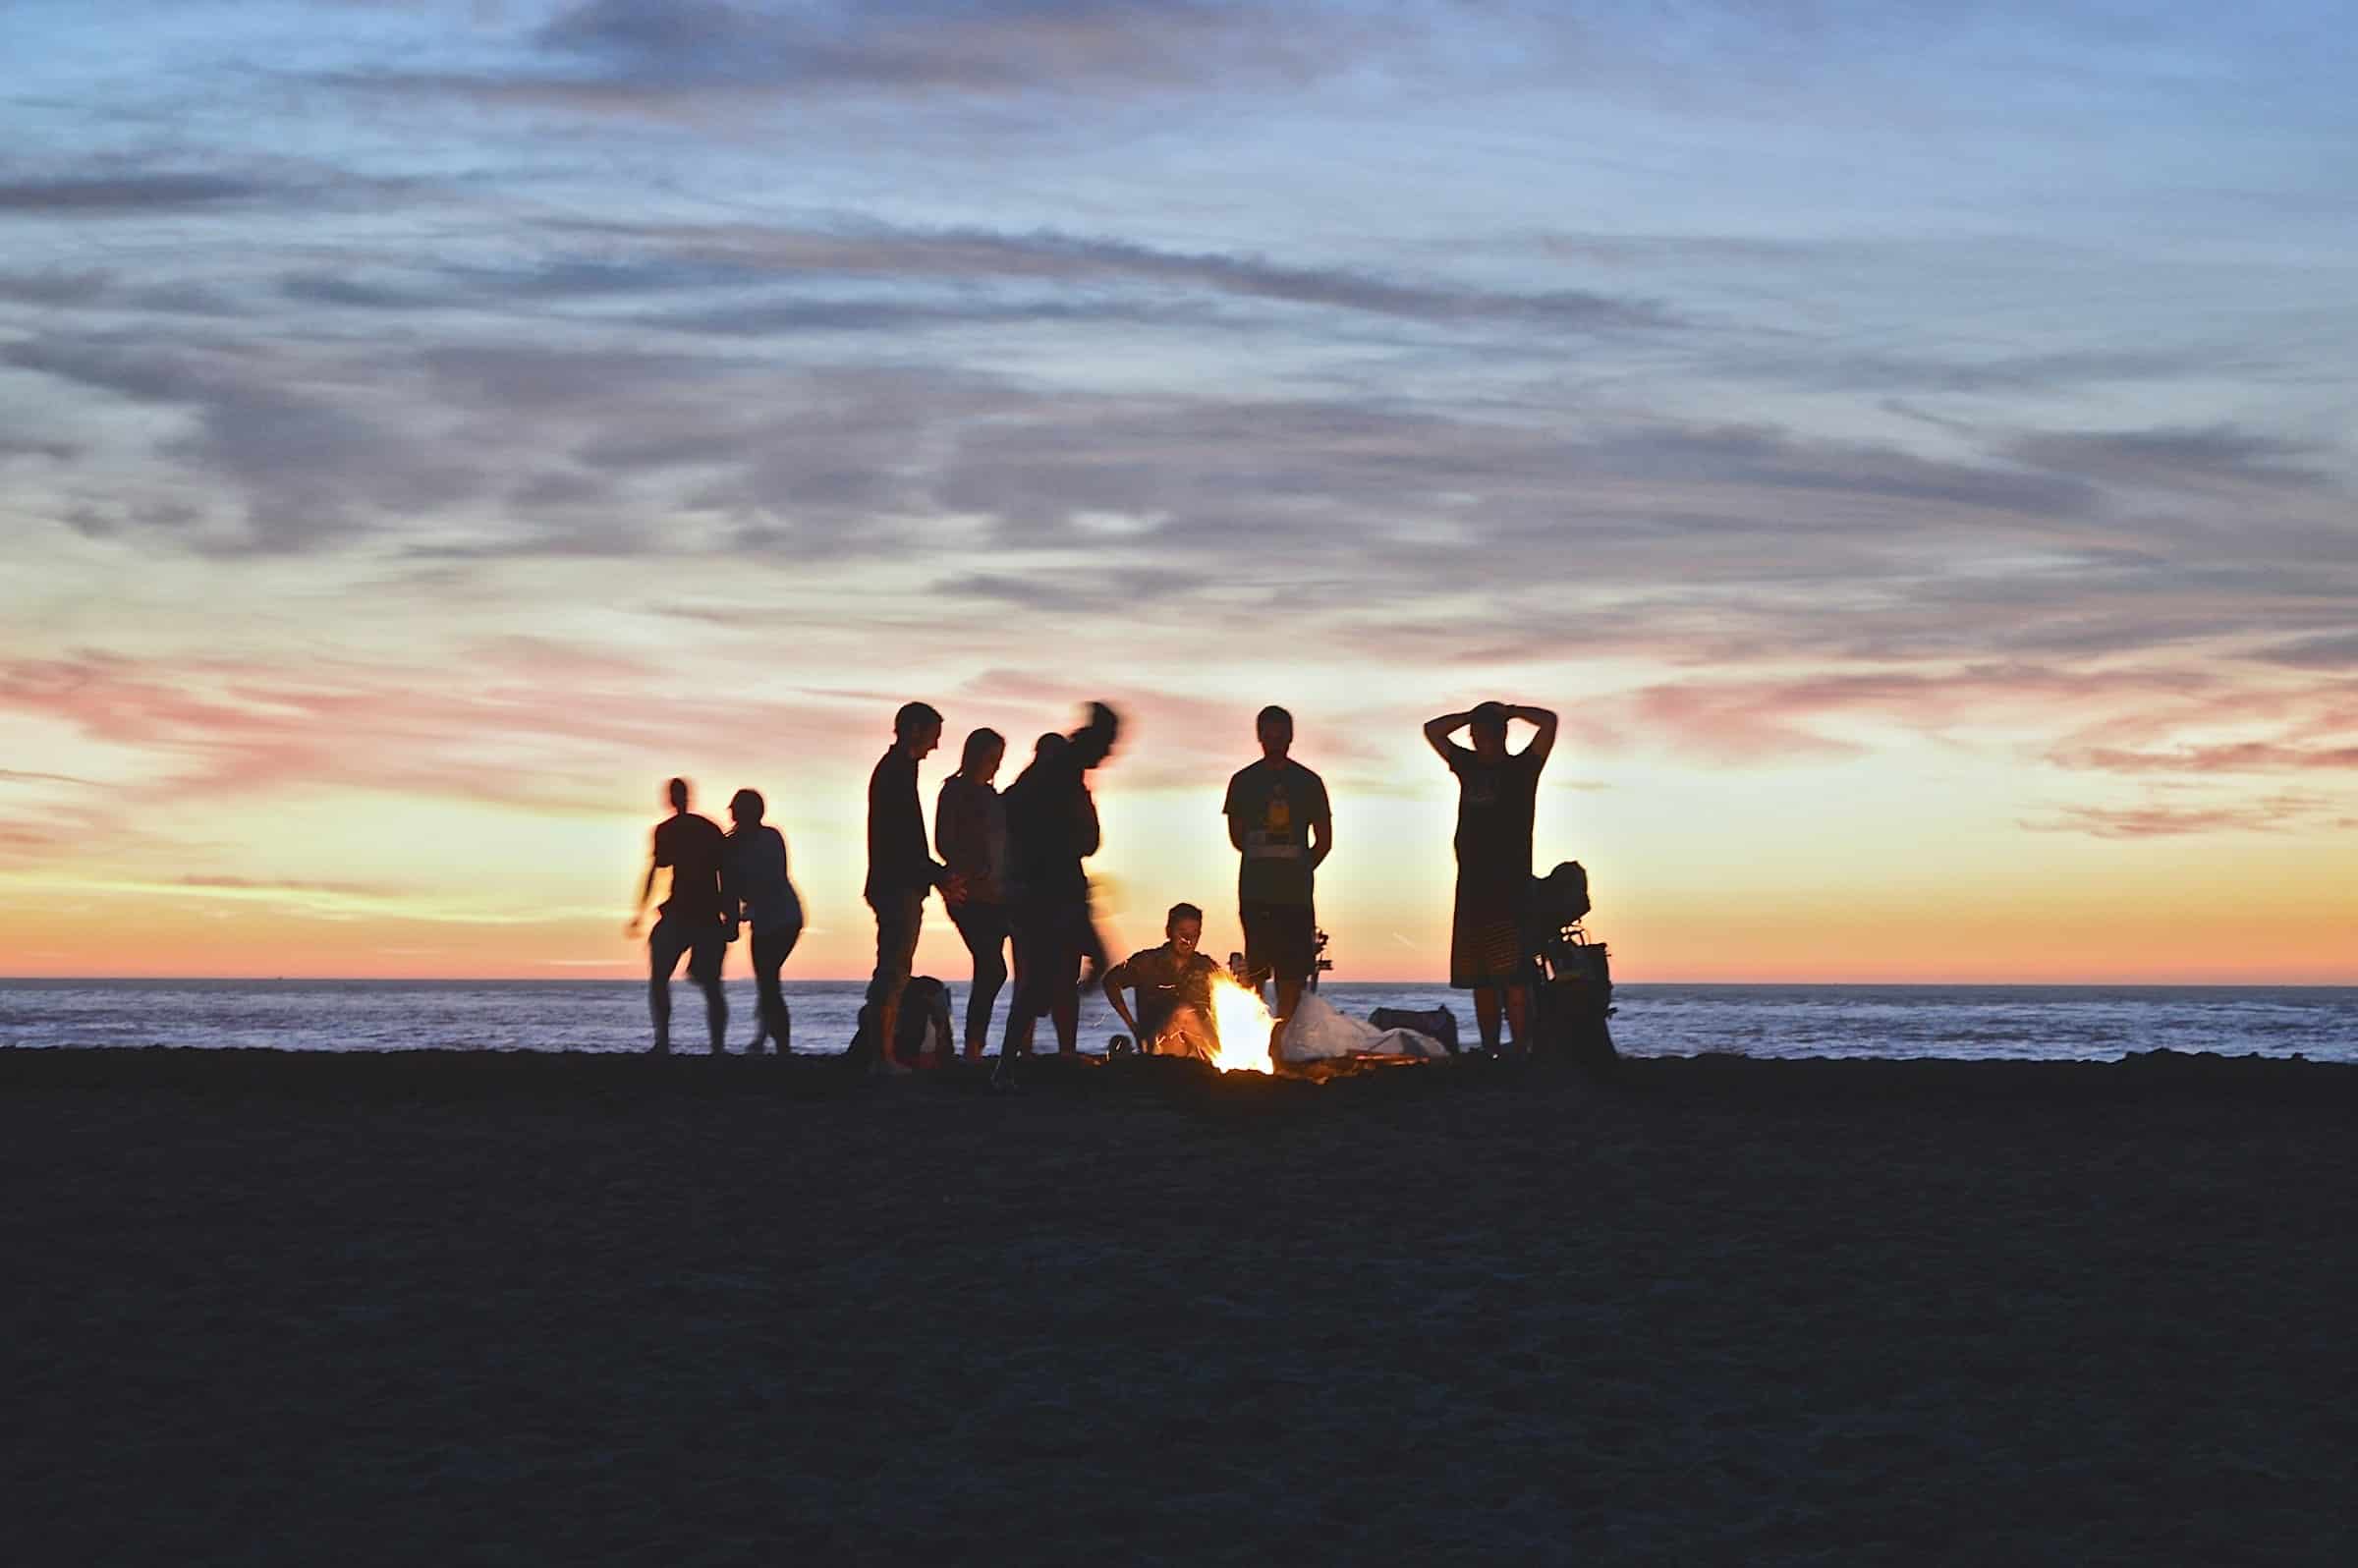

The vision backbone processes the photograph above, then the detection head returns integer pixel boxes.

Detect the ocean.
[3,979,2353,1061]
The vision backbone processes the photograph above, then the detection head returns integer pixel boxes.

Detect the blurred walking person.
[627,776,730,1055]
[937,727,1012,1060]
[999,703,1120,1086]
[865,702,963,1072]
[1222,705,1330,1067]
[724,787,803,1054]
[1424,701,1557,1053]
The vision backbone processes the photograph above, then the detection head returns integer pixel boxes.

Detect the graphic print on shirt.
[1251,783,1301,861]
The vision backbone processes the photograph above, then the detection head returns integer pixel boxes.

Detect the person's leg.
[1503,980,1531,1053]
[866,892,922,1071]
[743,927,776,1052]
[1050,905,1084,1052]
[646,921,687,1053]
[1051,954,1080,1052]
[690,932,727,1053]
[770,926,799,1051]
[954,904,1009,1057]
[1267,903,1314,1068]
[1001,905,1044,1061]
[1076,902,1107,987]
[1239,903,1274,1012]
[1161,1004,1215,1062]
[1473,985,1504,1052]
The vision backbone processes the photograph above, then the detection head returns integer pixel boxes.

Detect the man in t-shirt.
[1102,902,1223,1062]
[1424,700,1557,1053]
[1222,704,1330,1066]
[626,776,731,1055]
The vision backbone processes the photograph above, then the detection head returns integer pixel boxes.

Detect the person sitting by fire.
[1101,902,1223,1062]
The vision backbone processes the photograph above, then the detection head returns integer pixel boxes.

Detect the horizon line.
[4,974,2355,989]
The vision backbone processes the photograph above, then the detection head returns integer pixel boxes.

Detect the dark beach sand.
[7,1047,2355,1565]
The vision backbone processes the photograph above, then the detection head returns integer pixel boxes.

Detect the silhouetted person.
[937,727,1011,1060]
[865,702,964,1073]
[724,787,803,1054]
[1425,700,1557,1053]
[627,776,729,1054]
[999,703,1120,1085]
[1223,704,1329,1068]
[1103,902,1222,1062]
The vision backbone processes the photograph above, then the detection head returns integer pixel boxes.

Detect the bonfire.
[1205,974,1277,1075]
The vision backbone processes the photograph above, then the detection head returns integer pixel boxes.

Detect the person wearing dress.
[1423,701,1558,1053]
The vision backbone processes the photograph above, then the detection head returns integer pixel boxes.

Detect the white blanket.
[1279,992,1450,1062]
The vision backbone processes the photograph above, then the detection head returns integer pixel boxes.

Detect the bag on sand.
[1369,1006,1460,1055]
[1536,938,1616,1077]
[848,977,955,1071]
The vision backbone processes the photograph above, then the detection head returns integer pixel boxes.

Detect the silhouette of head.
[960,727,1005,783]
[1257,704,1293,762]
[895,700,944,759]
[728,788,763,828]
[1070,700,1120,770]
[1166,902,1205,956]
[1470,700,1510,761]
[665,776,691,812]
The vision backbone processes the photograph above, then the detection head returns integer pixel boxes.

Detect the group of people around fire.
[627,699,1557,1082]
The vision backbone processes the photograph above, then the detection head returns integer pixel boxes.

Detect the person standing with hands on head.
[1222,704,1330,1068]
[936,727,1011,1060]
[865,702,964,1073]
[723,787,802,1054]
[627,776,731,1056]
[1425,700,1557,1054]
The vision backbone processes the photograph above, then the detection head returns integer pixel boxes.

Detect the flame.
[1206,974,1277,1075]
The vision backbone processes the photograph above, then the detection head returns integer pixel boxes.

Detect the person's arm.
[934,781,967,869]
[1301,778,1339,872]
[627,826,666,935]
[626,857,657,935]
[928,804,965,903]
[1223,773,1248,852]
[1514,704,1559,766]
[1101,963,1141,1040]
[1424,710,1474,762]
[717,842,742,937]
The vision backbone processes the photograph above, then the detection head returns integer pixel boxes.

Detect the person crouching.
[1101,903,1223,1063]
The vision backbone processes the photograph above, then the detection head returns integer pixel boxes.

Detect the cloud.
[2022,793,2338,839]
[609,218,1678,333]
[2052,742,2358,775]
[0,645,892,837]
[178,874,403,898]
[2009,424,2333,492]
[0,172,270,213]
[2254,632,2358,672]
[359,0,1378,112]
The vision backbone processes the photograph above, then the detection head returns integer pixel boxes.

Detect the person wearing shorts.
[1222,705,1330,1067]
[628,776,731,1054]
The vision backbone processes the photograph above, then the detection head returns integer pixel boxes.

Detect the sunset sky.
[4,1,2354,982]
